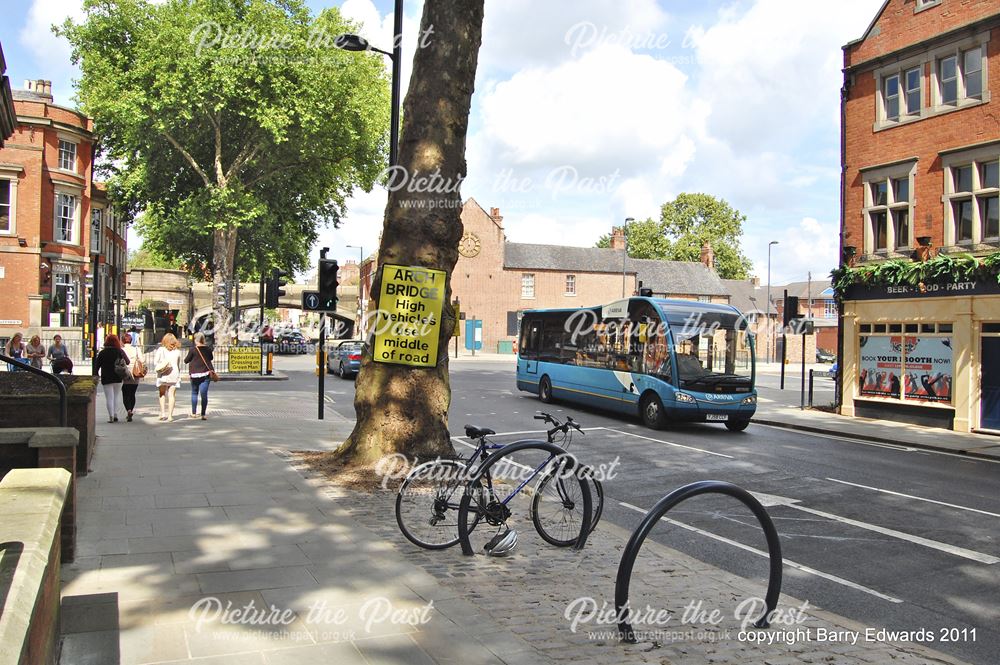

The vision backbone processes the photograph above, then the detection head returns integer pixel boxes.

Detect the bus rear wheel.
[725,419,750,432]
[640,393,666,430]
[539,376,554,403]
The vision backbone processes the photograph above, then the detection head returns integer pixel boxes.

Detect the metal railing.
[0,352,68,426]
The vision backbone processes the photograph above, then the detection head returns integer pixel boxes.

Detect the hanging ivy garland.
[831,250,1000,301]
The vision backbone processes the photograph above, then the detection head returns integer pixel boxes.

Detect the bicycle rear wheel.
[531,464,604,547]
[396,459,480,549]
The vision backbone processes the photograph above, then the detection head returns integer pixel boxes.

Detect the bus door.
[520,318,542,375]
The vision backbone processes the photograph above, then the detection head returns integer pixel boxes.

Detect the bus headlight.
[675,392,695,403]
[741,395,757,405]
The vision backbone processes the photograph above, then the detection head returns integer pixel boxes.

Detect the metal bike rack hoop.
[614,480,783,643]
[456,440,593,556]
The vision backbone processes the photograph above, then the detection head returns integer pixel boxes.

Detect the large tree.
[598,193,754,279]
[59,0,389,320]
[333,0,486,466]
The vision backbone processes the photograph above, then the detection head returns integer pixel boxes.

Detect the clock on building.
[458,232,481,258]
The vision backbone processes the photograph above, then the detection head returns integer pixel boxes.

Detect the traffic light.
[783,295,800,326]
[318,258,338,310]
[265,269,288,308]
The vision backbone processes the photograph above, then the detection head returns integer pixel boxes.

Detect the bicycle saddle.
[464,425,496,439]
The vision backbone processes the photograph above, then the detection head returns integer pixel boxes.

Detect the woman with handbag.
[121,333,145,422]
[184,332,216,420]
[153,333,183,422]
[94,334,129,423]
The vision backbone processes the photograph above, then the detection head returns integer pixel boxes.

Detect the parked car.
[828,362,838,379]
[816,348,836,363]
[328,341,365,378]
[275,331,311,355]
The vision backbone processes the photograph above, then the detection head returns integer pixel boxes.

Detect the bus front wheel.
[539,376,554,403]
[725,419,750,432]
[640,393,666,430]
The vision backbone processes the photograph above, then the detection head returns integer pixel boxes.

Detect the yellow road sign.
[373,264,446,367]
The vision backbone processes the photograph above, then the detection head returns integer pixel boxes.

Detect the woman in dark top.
[95,334,129,423]
[184,332,215,420]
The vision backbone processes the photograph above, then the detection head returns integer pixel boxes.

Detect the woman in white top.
[153,332,183,422]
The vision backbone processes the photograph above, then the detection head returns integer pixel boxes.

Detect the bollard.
[266,351,273,375]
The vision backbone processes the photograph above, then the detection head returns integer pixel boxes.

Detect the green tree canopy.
[59,0,390,314]
[597,193,754,279]
[127,244,184,271]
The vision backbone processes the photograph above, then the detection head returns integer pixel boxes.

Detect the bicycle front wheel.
[531,464,603,547]
[396,459,472,550]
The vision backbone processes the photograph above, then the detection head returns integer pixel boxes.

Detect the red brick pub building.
[839,1,1000,432]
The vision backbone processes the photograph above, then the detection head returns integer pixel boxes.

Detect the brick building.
[359,199,730,352]
[0,80,125,350]
[839,1,1000,432]
[0,45,15,147]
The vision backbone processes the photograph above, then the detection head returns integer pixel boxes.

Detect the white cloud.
[479,0,671,72]
[475,44,695,177]
[688,0,877,153]
[18,0,85,105]
[750,216,839,285]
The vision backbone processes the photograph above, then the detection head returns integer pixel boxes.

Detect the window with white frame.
[944,151,999,245]
[521,273,535,299]
[936,45,985,106]
[824,300,837,319]
[863,168,913,253]
[879,65,923,123]
[565,274,576,295]
[915,0,941,10]
[54,192,78,244]
[0,179,12,234]
[58,140,77,172]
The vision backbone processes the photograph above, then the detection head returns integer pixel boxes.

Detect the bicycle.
[394,414,605,551]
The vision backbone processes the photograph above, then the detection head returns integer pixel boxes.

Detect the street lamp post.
[335,0,403,168]
[622,217,634,298]
[766,240,779,364]
[347,244,364,335]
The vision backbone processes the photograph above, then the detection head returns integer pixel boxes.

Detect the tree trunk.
[211,225,237,334]
[335,0,486,466]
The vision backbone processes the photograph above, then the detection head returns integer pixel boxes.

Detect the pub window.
[864,170,913,252]
[859,324,872,333]
[945,156,1000,245]
[565,274,576,295]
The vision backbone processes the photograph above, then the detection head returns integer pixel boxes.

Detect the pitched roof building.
[365,199,731,353]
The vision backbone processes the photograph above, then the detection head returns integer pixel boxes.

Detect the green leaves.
[831,250,1000,299]
[60,0,390,278]
[595,193,755,279]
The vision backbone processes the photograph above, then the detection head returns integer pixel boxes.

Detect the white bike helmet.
[484,528,518,557]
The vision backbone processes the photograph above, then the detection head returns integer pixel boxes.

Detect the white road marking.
[752,493,999,565]
[825,478,1000,519]
[599,427,734,459]
[755,423,1000,465]
[617,501,902,603]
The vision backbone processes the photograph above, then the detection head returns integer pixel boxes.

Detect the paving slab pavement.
[60,390,522,665]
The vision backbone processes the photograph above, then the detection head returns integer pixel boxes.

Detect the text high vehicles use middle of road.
[516,297,758,430]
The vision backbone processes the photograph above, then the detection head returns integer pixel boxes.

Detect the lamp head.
[334,34,370,52]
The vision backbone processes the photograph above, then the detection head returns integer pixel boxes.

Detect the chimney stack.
[750,276,761,287]
[609,226,626,251]
[489,206,504,228]
[700,242,715,271]
[24,79,53,101]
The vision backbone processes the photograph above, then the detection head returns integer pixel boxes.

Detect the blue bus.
[516,297,757,431]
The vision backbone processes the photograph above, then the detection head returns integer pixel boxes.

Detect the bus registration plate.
[705,414,729,421]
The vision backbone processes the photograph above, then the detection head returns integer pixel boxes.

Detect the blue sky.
[0,0,885,284]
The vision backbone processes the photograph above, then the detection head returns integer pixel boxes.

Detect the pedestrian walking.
[95,334,129,423]
[25,335,45,370]
[153,333,183,422]
[4,333,26,371]
[184,332,216,420]
[121,333,145,422]
[47,334,69,370]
